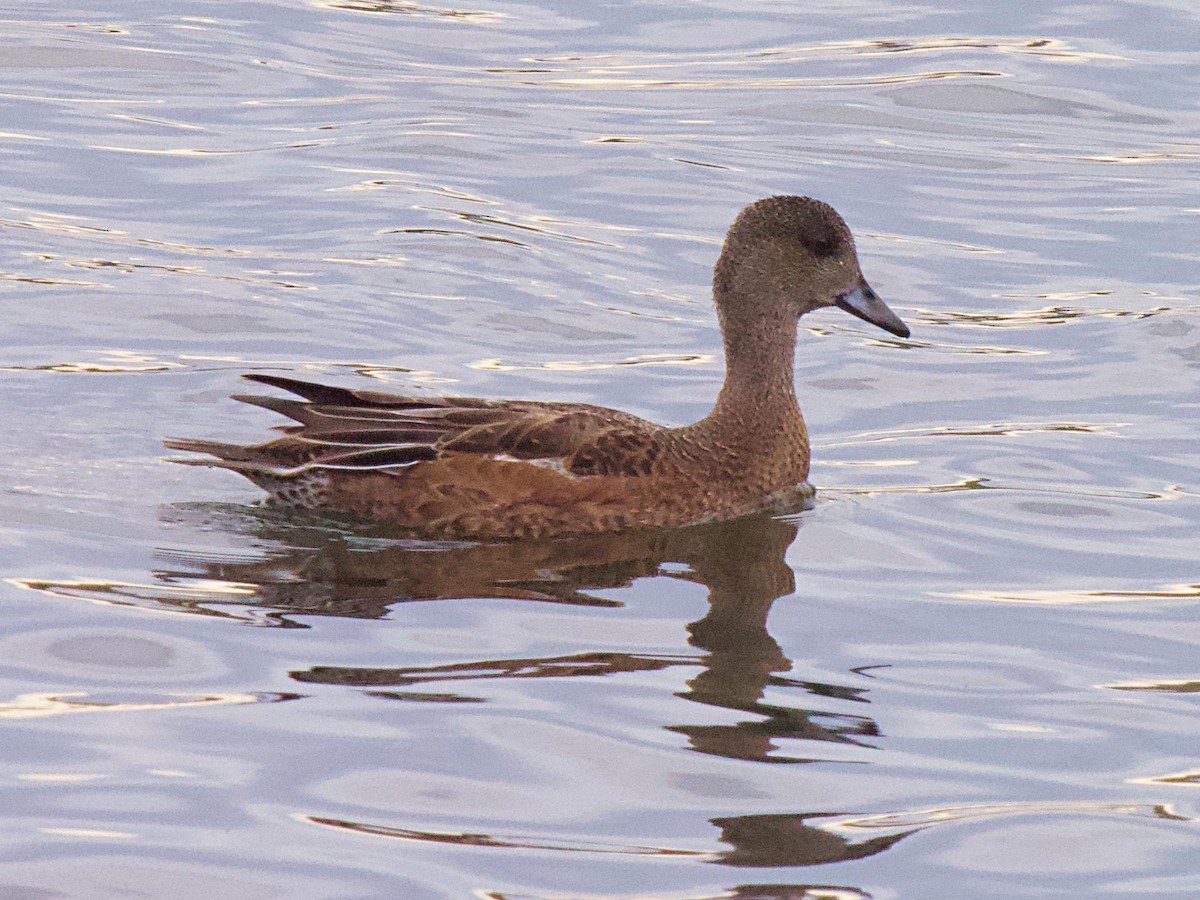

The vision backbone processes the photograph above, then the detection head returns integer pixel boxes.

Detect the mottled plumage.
[166,196,909,538]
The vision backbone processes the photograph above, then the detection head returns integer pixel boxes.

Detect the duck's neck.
[710,305,802,425]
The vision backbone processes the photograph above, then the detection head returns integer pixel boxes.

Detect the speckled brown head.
[713,195,909,339]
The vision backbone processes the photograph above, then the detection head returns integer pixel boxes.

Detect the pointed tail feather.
[240,373,363,404]
[241,372,465,411]
[231,392,415,428]
[229,393,319,424]
[240,373,417,408]
[163,437,258,460]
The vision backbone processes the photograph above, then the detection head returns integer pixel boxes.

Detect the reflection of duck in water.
[166,196,907,538]
[155,509,901,875]
[154,508,879,764]
[312,807,909,877]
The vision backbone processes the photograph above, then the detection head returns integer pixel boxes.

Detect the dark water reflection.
[147,507,903,874]
[154,508,882,766]
[309,808,911,870]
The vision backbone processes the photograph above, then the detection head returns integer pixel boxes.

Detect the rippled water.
[3,1,1199,897]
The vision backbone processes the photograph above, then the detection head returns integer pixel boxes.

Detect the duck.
[165,195,909,539]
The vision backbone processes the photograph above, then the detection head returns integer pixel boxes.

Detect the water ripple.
[0,690,300,720]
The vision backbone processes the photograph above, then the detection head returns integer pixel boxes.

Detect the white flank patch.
[493,454,575,477]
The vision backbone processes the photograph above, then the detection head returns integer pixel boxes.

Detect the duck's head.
[713,195,909,339]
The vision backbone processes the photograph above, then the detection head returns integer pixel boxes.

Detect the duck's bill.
[835,280,910,338]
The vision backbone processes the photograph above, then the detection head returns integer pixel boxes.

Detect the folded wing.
[165,373,664,480]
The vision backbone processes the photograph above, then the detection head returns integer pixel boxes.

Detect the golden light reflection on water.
[0,272,100,287]
[1104,679,1200,693]
[1,355,186,374]
[822,420,1130,447]
[586,135,644,144]
[0,690,282,720]
[515,36,1120,92]
[8,576,263,622]
[864,230,1002,254]
[391,226,526,247]
[674,157,730,170]
[175,359,454,385]
[135,237,254,257]
[819,459,921,468]
[330,174,491,204]
[3,210,257,258]
[6,21,127,35]
[826,477,990,496]
[313,0,505,20]
[987,723,1057,734]
[825,478,1168,502]
[449,209,627,246]
[378,203,638,248]
[39,827,135,840]
[824,800,1188,833]
[89,142,330,156]
[3,211,121,237]
[470,353,709,372]
[932,302,1181,325]
[755,36,1128,63]
[1130,771,1200,786]
[322,254,409,266]
[876,337,1044,355]
[946,582,1200,605]
[536,70,1002,91]
[20,250,314,289]
[108,113,205,132]
[1077,150,1200,164]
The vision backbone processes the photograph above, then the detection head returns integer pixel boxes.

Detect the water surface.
[2,1,1200,897]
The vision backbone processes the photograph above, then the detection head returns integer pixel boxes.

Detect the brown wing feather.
[441,409,657,464]
[567,425,664,477]
[168,375,664,479]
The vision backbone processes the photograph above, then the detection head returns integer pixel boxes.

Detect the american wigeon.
[166,196,909,538]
